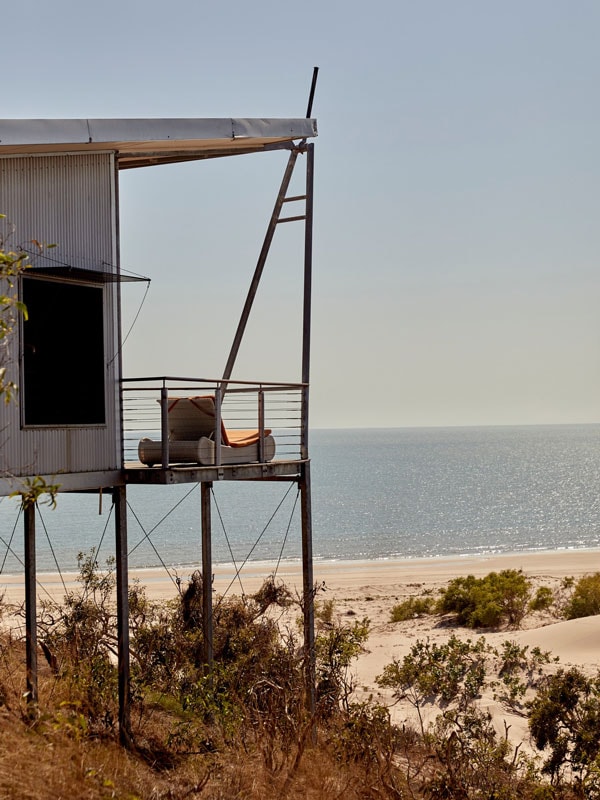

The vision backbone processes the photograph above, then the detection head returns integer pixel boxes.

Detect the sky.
[4,0,600,428]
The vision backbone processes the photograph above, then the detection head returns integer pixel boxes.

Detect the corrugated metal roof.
[0,117,317,168]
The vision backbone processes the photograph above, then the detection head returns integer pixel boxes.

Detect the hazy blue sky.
[4,0,600,428]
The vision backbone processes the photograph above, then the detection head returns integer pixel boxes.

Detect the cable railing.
[121,376,307,468]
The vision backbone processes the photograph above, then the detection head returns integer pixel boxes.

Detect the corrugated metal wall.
[0,153,114,272]
[0,153,121,482]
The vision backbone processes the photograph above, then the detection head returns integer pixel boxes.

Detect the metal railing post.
[258,388,265,462]
[160,384,169,469]
[300,385,309,461]
[214,386,222,468]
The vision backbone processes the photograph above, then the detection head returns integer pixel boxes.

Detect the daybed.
[138,396,275,467]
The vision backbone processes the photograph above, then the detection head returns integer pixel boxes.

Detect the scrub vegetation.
[437,569,532,628]
[390,569,600,630]
[0,217,29,403]
[390,568,532,628]
[564,572,600,620]
[0,558,599,798]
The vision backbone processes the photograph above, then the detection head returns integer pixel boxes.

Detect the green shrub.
[37,550,120,730]
[493,641,556,713]
[376,635,489,733]
[315,614,370,712]
[529,586,554,613]
[564,572,600,619]
[437,569,532,628]
[529,667,600,790]
[425,707,538,799]
[389,596,434,622]
[315,597,335,626]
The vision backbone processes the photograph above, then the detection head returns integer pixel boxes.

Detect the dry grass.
[0,671,404,800]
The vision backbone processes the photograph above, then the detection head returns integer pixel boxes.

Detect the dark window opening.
[22,278,105,426]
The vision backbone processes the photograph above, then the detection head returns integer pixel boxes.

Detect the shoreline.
[1,547,599,603]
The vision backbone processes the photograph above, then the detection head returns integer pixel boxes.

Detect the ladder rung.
[277,215,306,224]
[283,195,307,203]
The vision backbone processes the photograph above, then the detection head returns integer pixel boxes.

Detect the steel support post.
[201,482,213,669]
[300,143,314,463]
[113,485,132,746]
[301,143,314,390]
[24,503,37,704]
[300,144,315,714]
[300,462,315,715]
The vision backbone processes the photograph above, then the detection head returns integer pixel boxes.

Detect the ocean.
[0,424,599,574]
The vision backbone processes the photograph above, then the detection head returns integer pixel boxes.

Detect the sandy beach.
[3,549,600,747]
[3,547,599,604]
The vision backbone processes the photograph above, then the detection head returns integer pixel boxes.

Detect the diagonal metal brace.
[221,146,304,386]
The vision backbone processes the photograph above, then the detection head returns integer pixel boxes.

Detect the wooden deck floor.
[124,458,306,485]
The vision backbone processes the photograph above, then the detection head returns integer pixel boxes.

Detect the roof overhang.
[24,266,148,283]
[0,117,317,169]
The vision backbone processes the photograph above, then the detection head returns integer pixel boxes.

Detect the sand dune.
[489,615,600,668]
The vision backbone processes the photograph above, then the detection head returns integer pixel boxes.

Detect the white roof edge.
[0,117,317,147]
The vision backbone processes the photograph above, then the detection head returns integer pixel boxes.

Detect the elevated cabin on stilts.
[0,114,317,743]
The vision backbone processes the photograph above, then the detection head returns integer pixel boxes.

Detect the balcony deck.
[121,375,308,486]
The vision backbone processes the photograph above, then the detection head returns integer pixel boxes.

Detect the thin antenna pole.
[306,67,319,118]
[222,67,319,385]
